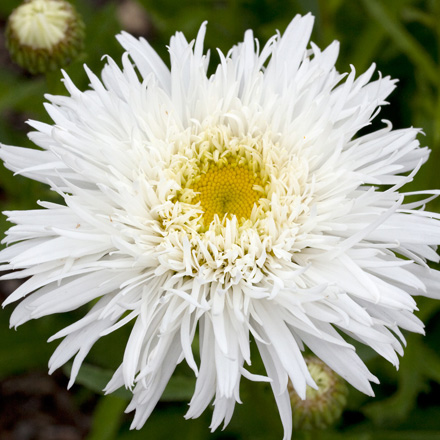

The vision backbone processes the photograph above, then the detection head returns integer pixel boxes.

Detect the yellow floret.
[192,162,262,225]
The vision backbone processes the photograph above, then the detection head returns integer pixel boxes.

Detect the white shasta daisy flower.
[1,13,440,439]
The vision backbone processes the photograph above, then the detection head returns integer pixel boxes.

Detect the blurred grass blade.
[350,22,386,71]
[361,0,439,88]
[86,395,127,440]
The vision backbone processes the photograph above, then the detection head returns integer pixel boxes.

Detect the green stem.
[45,69,63,95]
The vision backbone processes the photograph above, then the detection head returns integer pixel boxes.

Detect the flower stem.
[298,431,314,440]
[45,70,63,95]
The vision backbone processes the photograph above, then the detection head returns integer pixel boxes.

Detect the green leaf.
[161,374,195,401]
[361,331,440,426]
[86,394,128,440]
[63,362,195,402]
[0,308,59,379]
[63,362,131,399]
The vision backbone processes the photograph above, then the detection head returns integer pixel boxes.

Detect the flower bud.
[5,0,85,74]
[288,356,348,430]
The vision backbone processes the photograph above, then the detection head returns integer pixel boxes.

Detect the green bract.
[289,356,349,430]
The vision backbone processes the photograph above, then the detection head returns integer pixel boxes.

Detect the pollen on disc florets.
[191,157,265,226]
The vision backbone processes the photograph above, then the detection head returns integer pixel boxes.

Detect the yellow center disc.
[192,162,262,225]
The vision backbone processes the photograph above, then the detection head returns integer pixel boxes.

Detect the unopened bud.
[288,356,348,430]
[5,0,85,74]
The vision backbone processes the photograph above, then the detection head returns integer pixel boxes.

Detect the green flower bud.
[288,356,348,431]
[5,0,85,74]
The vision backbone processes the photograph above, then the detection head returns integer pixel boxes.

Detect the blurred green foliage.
[1,0,440,439]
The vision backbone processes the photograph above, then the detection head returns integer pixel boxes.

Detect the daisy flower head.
[1,13,440,439]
